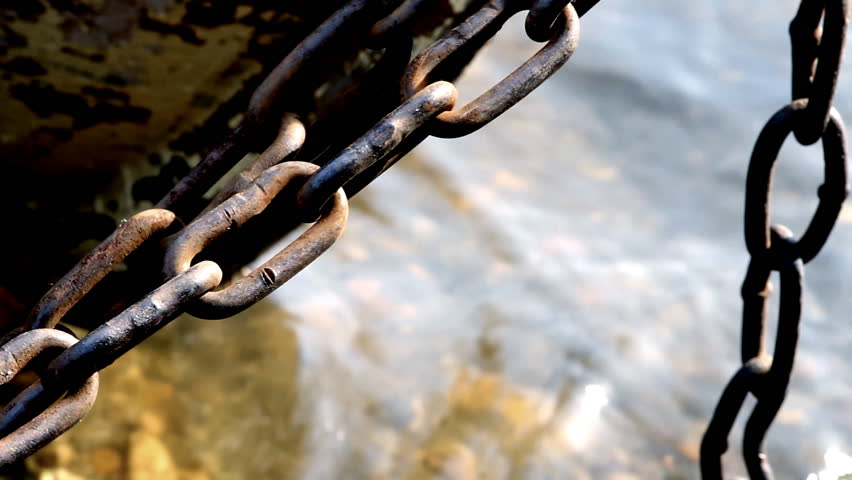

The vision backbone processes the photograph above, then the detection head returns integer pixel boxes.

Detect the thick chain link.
[2,0,847,475]
[0,0,596,465]
[700,1,849,478]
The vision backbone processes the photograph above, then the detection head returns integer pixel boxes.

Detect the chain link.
[790,0,849,145]
[0,329,99,465]
[3,0,847,474]
[525,0,572,42]
[25,209,180,331]
[402,0,579,138]
[155,0,405,220]
[0,0,598,465]
[164,162,349,320]
[296,81,458,216]
[700,1,849,478]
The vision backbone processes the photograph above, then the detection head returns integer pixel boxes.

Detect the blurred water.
[42,1,852,479]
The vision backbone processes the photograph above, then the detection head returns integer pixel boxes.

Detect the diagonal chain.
[0,0,597,465]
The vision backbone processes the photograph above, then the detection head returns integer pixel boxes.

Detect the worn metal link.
[702,227,805,480]
[402,0,579,138]
[525,0,571,42]
[700,1,848,477]
[0,263,221,447]
[369,0,440,43]
[164,162,348,320]
[26,209,180,330]
[0,329,99,466]
[296,81,458,217]
[204,113,306,213]
[156,0,406,219]
[744,102,848,264]
[0,0,596,461]
[42,262,223,385]
[789,0,849,145]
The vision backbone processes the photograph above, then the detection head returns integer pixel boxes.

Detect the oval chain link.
[164,162,348,319]
[402,0,580,138]
[789,0,849,145]
[0,329,99,466]
[0,1,596,460]
[700,0,849,477]
[744,102,848,264]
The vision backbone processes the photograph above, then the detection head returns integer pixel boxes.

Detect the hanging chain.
[700,1,849,478]
[0,0,597,465]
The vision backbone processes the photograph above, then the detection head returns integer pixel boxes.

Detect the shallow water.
[28,1,852,479]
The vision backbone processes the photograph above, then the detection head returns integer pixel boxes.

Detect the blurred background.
[15,0,852,479]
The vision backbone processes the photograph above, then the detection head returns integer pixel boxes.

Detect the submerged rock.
[128,431,178,480]
[88,446,123,478]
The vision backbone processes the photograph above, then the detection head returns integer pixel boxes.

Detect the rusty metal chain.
[5,0,846,474]
[0,0,596,466]
[700,1,849,478]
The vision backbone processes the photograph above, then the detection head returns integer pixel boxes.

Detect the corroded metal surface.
[0,0,589,466]
[205,113,306,211]
[789,0,849,145]
[26,209,179,330]
[0,0,481,328]
[0,263,220,467]
[296,81,459,216]
[0,329,98,467]
[700,2,849,477]
[164,162,349,319]
[743,103,848,264]
[402,0,579,138]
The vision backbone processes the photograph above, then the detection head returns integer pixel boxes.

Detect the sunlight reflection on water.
[807,448,852,480]
[559,384,609,450]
